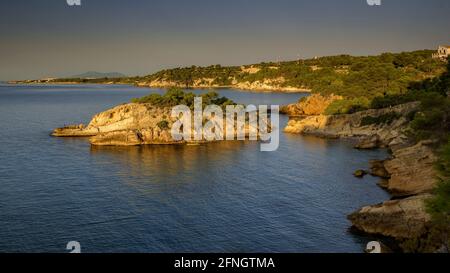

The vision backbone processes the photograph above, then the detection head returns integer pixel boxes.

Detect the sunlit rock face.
[52,103,178,145]
[281,94,342,116]
[284,102,420,150]
[52,102,266,146]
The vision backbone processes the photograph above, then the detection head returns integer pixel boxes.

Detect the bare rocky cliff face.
[348,194,432,239]
[281,94,343,116]
[282,95,438,248]
[140,78,310,93]
[52,103,181,145]
[284,101,420,149]
[348,140,438,243]
[383,141,438,197]
[233,80,310,93]
[52,102,265,146]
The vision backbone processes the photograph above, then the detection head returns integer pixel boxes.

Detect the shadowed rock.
[348,194,432,239]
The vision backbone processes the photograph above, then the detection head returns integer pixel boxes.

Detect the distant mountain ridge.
[71,71,127,79]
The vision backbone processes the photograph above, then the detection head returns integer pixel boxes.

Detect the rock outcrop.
[284,102,419,149]
[280,94,342,116]
[52,102,266,146]
[90,128,177,146]
[353,169,368,178]
[52,103,182,145]
[347,141,438,248]
[369,160,390,179]
[283,96,438,250]
[348,194,432,239]
[233,80,310,93]
[383,141,438,197]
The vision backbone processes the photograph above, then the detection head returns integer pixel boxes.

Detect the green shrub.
[131,88,235,109]
[324,97,370,115]
[406,59,450,252]
[421,139,450,252]
[51,50,446,100]
[410,93,450,141]
[157,120,169,130]
[370,93,417,109]
[360,112,402,126]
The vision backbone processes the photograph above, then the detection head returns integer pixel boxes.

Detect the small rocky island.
[53,103,179,146]
[52,89,264,146]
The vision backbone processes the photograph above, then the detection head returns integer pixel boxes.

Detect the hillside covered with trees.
[23,50,446,100]
[138,50,445,96]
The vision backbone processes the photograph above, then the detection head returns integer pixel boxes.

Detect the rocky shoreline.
[282,94,439,251]
[9,80,311,93]
[53,92,439,252]
[141,80,311,93]
[52,102,264,146]
[53,103,193,145]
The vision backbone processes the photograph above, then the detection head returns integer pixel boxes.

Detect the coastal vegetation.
[138,50,444,94]
[347,57,449,252]
[47,50,449,252]
[131,87,236,109]
[15,50,445,95]
[360,112,403,126]
[343,57,450,252]
[284,56,450,253]
[44,76,138,84]
[157,120,170,130]
[401,59,450,252]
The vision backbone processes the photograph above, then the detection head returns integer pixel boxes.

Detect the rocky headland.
[282,94,439,250]
[284,95,420,149]
[52,102,265,146]
[52,103,180,145]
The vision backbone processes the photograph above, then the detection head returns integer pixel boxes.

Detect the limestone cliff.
[348,194,432,239]
[280,94,343,116]
[52,103,182,145]
[139,77,310,93]
[284,102,420,149]
[348,142,438,241]
[52,102,265,146]
[347,139,439,249]
[233,79,310,93]
[383,141,438,197]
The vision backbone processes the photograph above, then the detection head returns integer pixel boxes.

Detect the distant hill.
[71,71,127,79]
[10,50,447,98]
[139,49,446,97]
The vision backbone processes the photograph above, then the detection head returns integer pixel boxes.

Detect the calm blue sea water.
[0,84,389,253]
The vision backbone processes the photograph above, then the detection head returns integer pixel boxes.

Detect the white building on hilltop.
[432,45,450,60]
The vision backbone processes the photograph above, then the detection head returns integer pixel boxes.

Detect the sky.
[0,0,449,80]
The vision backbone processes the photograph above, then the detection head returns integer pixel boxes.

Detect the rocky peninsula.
[52,103,180,145]
[52,90,267,146]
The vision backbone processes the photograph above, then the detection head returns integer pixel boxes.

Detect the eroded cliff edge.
[52,103,180,145]
[52,101,264,146]
[282,94,439,250]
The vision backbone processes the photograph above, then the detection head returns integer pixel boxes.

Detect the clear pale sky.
[0,0,449,80]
